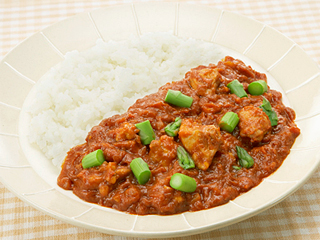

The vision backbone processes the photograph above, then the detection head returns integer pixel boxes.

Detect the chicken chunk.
[149,135,178,166]
[238,106,271,142]
[114,122,139,142]
[76,162,131,192]
[186,67,221,96]
[178,119,222,170]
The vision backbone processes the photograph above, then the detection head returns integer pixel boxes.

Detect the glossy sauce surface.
[57,56,300,215]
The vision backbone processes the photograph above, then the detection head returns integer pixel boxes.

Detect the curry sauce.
[57,56,300,215]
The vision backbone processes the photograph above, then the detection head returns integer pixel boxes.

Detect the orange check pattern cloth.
[1,0,320,239]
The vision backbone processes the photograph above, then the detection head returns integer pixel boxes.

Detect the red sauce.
[57,56,300,215]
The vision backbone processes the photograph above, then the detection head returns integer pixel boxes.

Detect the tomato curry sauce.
[57,56,300,215]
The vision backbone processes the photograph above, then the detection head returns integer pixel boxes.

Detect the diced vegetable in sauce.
[165,117,182,137]
[259,97,278,126]
[170,173,197,193]
[219,112,239,133]
[227,80,248,98]
[135,120,155,145]
[177,146,195,170]
[164,89,193,108]
[236,146,254,168]
[248,80,268,95]
[130,158,151,185]
[82,149,105,169]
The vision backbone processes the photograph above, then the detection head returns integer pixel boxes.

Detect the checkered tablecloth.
[1,0,320,239]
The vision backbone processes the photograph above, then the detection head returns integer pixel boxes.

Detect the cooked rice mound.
[28,32,226,167]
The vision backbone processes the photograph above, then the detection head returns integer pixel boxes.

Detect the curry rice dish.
[58,56,300,215]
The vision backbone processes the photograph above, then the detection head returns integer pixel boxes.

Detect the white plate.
[1,3,320,238]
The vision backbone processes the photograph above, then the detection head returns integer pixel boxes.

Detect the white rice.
[28,32,227,167]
